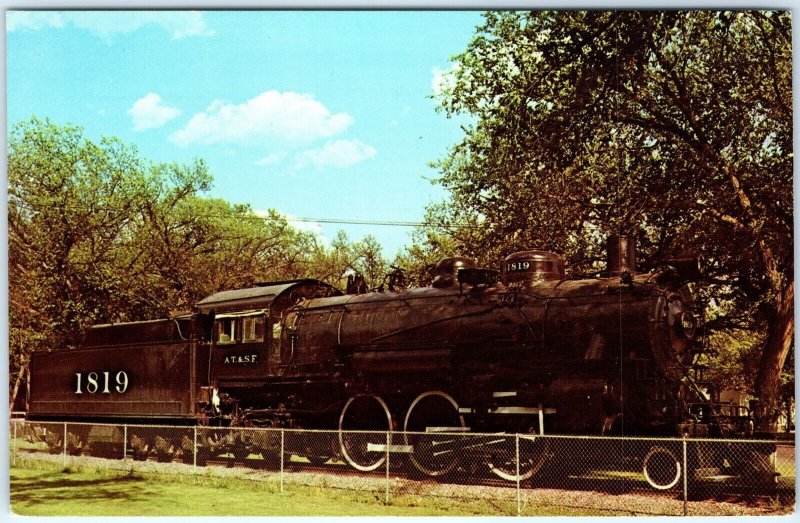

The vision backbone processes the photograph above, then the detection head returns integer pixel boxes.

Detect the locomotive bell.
[501,250,565,286]
[606,235,636,277]
[432,256,477,288]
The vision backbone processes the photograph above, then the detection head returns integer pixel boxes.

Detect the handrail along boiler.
[25,235,777,488]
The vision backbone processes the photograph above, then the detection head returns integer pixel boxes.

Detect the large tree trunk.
[754,280,794,432]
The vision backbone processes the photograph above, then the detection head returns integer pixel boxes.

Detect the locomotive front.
[503,236,706,436]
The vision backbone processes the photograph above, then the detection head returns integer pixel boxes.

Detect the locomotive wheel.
[307,455,330,466]
[642,446,682,490]
[302,432,338,466]
[338,394,393,472]
[232,445,251,461]
[180,434,195,464]
[403,391,465,477]
[250,430,281,467]
[231,431,252,461]
[487,434,550,482]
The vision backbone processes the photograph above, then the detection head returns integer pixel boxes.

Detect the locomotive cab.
[196,280,342,383]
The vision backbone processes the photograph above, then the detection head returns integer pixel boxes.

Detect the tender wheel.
[642,446,682,490]
[487,434,550,481]
[154,435,174,462]
[66,432,84,456]
[130,434,150,461]
[404,391,465,477]
[338,394,392,472]
[45,430,63,454]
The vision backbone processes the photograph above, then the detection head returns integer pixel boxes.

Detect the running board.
[425,426,471,433]
[366,443,414,454]
[492,391,517,398]
[459,406,557,415]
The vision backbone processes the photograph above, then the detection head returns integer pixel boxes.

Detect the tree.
[307,231,389,291]
[131,197,322,311]
[8,118,393,404]
[8,118,212,401]
[394,201,487,286]
[9,117,209,339]
[427,11,792,429]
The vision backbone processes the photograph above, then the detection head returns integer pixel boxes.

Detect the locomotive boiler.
[26,235,769,487]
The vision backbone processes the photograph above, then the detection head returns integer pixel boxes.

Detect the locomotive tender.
[26,235,773,488]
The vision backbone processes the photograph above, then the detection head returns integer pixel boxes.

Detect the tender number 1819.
[75,371,129,394]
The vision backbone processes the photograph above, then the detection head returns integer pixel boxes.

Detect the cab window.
[215,318,236,344]
[242,315,265,343]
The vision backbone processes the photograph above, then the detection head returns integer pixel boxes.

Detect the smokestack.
[607,235,636,277]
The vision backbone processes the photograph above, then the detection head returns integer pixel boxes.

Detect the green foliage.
[8,117,389,400]
[414,11,792,403]
[309,231,389,291]
[9,117,211,350]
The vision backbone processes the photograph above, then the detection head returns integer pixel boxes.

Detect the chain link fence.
[9,418,795,516]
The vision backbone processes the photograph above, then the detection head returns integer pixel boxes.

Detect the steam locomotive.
[26,235,774,488]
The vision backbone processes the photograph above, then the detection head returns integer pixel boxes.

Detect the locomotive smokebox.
[606,235,637,276]
[502,250,565,287]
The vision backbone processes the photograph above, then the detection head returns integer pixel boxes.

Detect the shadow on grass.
[12,470,146,511]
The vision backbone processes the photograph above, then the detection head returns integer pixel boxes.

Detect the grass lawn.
[10,458,521,516]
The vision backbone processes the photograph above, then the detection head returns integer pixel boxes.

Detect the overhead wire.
[9,198,484,229]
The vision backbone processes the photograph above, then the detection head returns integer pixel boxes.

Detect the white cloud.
[254,152,287,166]
[294,139,376,170]
[391,106,413,127]
[170,91,353,148]
[432,64,460,97]
[128,93,181,131]
[7,12,64,31]
[255,209,328,245]
[7,11,213,40]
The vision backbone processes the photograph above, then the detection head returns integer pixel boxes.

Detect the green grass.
[10,458,520,516]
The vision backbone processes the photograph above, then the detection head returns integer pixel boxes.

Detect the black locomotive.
[25,235,775,487]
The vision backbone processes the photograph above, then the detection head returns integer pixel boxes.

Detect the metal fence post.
[63,423,68,467]
[12,420,18,466]
[123,425,128,460]
[385,431,391,504]
[516,434,521,516]
[280,429,285,493]
[193,426,198,472]
[682,435,688,516]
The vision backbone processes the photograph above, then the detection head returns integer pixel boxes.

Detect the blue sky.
[7,10,484,257]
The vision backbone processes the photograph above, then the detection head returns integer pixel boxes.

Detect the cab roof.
[196,279,341,314]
